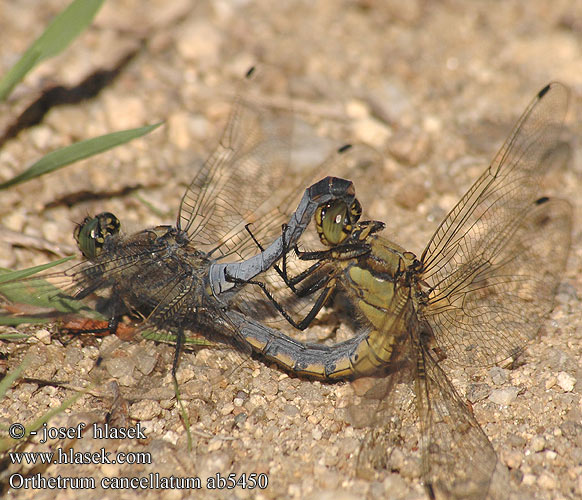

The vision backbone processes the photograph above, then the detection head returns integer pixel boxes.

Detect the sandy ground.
[1,1,582,499]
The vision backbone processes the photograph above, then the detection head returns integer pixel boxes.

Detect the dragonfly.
[0,66,366,381]
[239,82,573,499]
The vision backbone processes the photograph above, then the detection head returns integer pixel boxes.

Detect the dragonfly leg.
[226,266,335,330]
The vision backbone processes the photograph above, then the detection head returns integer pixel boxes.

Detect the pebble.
[104,357,136,385]
[345,99,369,119]
[134,348,157,376]
[162,430,180,446]
[382,473,409,497]
[103,93,147,130]
[545,375,557,390]
[522,473,536,486]
[167,112,193,150]
[387,128,431,166]
[394,180,427,210]
[175,21,222,63]
[129,400,161,420]
[466,383,491,403]
[501,449,522,469]
[557,371,576,392]
[351,117,391,148]
[219,403,234,416]
[530,436,546,452]
[489,366,508,385]
[207,437,223,452]
[283,404,299,417]
[489,386,519,405]
[34,329,51,345]
[538,472,557,490]
[312,427,323,440]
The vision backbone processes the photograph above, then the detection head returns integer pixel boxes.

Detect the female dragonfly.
[238,82,573,499]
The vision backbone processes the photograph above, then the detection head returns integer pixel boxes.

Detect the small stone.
[219,403,234,416]
[167,112,192,150]
[345,99,369,119]
[538,472,557,490]
[489,387,519,405]
[382,473,409,497]
[162,430,180,446]
[501,449,522,469]
[522,473,536,486]
[530,436,546,452]
[103,94,147,130]
[34,329,51,345]
[101,463,120,476]
[351,117,391,148]
[466,383,491,403]
[207,438,223,452]
[507,434,526,448]
[489,366,508,385]
[394,180,427,210]
[104,357,135,385]
[129,400,161,420]
[176,21,222,63]
[134,348,157,376]
[283,404,299,417]
[557,371,576,392]
[545,376,557,390]
[387,128,431,166]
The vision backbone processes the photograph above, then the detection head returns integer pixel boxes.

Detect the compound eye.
[318,201,350,246]
[74,212,121,259]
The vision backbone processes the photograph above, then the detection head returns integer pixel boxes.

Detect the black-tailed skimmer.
[240,82,573,499]
[0,67,367,379]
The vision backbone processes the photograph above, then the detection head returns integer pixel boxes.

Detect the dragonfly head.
[315,197,362,247]
[74,212,121,260]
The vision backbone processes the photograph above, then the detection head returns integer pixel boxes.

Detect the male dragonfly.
[0,67,369,381]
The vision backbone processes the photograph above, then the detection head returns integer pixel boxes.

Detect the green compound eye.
[74,212,121,259]
[316,197,362,247]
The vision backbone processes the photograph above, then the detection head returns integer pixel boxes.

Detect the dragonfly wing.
[178,66,294,258]
[416,341,498,500]
[419,83,572,366]
[423,193,572,367]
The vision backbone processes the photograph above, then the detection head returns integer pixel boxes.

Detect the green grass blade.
[0,257,73,284]
[0,333,33,340]
[0,0,105,100]
[0,258,102,319]
[0,123,163,190]
[0,317,50,326]
[0,357,29,398]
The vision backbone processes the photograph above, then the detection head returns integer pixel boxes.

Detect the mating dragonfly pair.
[1,67,572,500]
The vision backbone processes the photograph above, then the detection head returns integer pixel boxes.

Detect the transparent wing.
[416,341,497,500]
[178,65,380,264]
[178,66,293,259]
[419,83,572,366]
